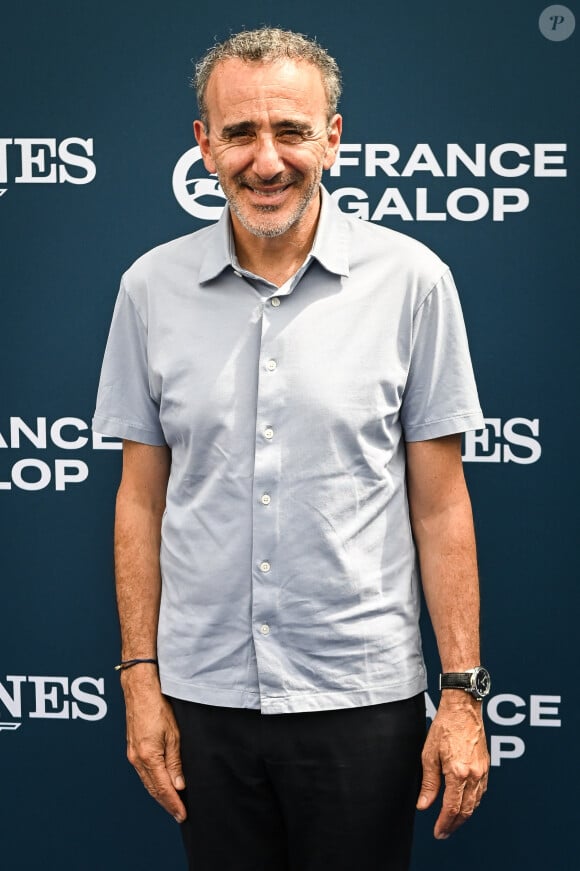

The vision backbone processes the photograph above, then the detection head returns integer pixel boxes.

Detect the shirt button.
[264,427,274,440]
[260,623,270,635]
[259,561,271,572]
[266,359,277,371]
[260,494,271,505]
[271,297,281,307]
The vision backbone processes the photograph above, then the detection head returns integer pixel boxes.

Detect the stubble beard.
[221,168,323,239]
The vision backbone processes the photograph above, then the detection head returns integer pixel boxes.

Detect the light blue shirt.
[93,188,484,714]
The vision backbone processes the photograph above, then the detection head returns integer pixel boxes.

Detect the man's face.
[194,58,342,239]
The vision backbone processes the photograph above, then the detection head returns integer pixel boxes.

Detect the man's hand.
[122,671,187,823]
[417,692,490,839]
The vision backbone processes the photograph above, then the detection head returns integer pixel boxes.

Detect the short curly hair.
[194,27,342,127]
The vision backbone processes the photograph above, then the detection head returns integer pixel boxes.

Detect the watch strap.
[440,671,473,690]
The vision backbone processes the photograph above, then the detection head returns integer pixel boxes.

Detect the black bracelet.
[114,658,159,672]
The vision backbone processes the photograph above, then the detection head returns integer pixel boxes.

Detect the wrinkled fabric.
[93,189,483,713]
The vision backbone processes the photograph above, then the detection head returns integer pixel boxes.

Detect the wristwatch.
[439,666,491,700]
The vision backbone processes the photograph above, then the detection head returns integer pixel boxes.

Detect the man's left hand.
[416,692,490,839]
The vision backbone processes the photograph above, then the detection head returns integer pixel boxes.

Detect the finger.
[128,741,187,822]
[165,732,186,792]
[417,755,442,810]
[433,776,465,839]
[481,768,489,795]
[457,774,481,819]
[140,760,187,822]
[473,776,487,808]
[435,773,486,839]
[457,753,489,820]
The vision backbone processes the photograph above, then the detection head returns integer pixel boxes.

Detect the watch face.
[474,667,491,697]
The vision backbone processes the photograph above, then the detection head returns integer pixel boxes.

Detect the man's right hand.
[121,669,187,823]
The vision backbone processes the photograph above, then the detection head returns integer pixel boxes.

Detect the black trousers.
[170,694,426,871]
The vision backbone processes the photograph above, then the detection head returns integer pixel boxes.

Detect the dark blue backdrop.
[1,2,578,868]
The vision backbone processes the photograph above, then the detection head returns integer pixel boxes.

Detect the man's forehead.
[210,55,322,79]
[205,57,326,107]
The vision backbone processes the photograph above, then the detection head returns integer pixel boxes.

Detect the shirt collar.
[310,186,350,278]
[198,185,350,284]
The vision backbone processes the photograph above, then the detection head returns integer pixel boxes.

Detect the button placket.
[250,299,284,696]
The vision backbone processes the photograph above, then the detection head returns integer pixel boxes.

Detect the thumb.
[416,763,441,810]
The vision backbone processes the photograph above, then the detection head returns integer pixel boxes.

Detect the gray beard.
[225,171,322,239]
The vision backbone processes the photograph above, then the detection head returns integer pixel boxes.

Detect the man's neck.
[231,198,321,288]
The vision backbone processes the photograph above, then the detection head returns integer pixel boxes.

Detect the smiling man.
[93,27,490,871]
[194,51,342,284]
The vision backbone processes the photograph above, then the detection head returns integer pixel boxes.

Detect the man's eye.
[228,131,253,141]
[279,130,304,142]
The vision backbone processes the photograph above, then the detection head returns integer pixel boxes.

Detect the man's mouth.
[247,183,291,197]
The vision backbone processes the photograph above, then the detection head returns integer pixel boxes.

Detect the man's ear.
[323,114,343,171]
[193,120,216,173]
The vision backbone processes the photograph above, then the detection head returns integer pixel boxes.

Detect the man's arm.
[406,433,489,840]
[114,439,186,823]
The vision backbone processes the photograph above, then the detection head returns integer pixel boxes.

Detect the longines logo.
[0,137,96,198]
[0,674,108,731]
[463,417,541,465]
[172,142,567,224]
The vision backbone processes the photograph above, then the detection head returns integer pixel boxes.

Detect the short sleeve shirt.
[93,188,484,714]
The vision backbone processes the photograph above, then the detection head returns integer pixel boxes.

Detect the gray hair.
[194,27,342,127]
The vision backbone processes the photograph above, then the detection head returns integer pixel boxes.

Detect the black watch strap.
[440,672,472,690]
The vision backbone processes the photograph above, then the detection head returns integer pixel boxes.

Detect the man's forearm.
[406,435,481,673]
[115,488,164,663]
[113,440,170,669]
[413,495,481,673]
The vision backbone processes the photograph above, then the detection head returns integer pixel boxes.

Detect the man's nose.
[252,136,285,179]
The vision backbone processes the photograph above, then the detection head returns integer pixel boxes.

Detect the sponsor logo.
[329,142,566,222]
[0,416,120,492]
[425,690,562,766]
[539,5,576,40]
[0,138,96,199]
[0,675,108,730]
[172,142,567,224]
[172,146,226,219]
[463,417,541,464]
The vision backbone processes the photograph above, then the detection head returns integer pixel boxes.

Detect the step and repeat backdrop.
[1,2,578,869]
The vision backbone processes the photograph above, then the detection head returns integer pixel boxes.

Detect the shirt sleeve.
[92,281,166,445]
[401,269,484,442]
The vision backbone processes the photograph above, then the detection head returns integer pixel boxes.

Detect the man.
[93,27,490,871]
